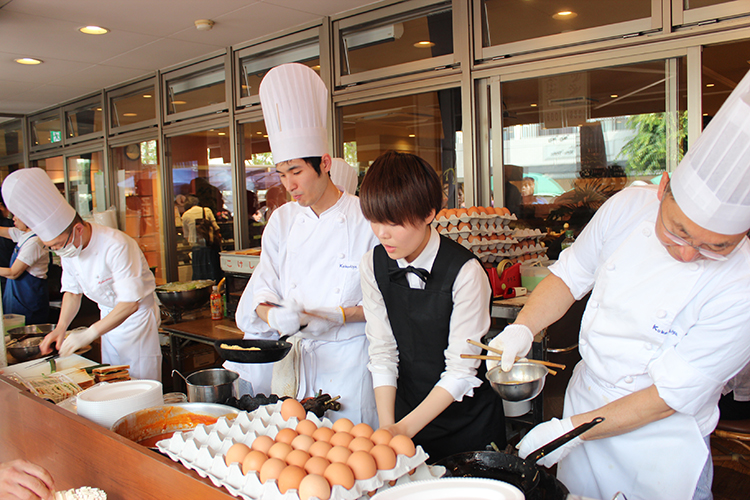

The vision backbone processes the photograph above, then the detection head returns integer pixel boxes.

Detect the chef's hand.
[59,325,101,358]
[486,324,534,372]
[300,307,345,335]
[39,329,65,356]
[267,301,303,336]
[0,459,55,500]
[517,417,581,468]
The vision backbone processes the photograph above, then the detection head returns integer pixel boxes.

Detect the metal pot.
[173,368,239,403]
[6,336,44,361]
[8,323,56,339]
[155,280,214,314]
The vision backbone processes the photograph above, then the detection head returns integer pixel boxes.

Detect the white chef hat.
[2,168,76,241]
[259,63,329,165]
[671,69,750,235]
[330,158,358,195]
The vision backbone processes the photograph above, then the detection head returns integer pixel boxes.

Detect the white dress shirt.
[360,227,492,402]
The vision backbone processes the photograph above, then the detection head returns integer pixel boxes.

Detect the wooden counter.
[0,376,234,500]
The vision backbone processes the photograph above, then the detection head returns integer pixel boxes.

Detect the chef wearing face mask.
[489,70,750,500]
[2,169,161,381]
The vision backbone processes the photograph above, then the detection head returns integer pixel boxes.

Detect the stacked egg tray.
[157,402,440,500]
[506,228,549,264]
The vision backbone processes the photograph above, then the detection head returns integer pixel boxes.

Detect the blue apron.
[3,236,49,325]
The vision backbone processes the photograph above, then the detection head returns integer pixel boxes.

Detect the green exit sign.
[50,131,62,143]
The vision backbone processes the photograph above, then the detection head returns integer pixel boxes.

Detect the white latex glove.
[300,307,345,335]
[486,324,534,372]
[517,417,581,468]
[267,302,303,336]
[59,324,101,358]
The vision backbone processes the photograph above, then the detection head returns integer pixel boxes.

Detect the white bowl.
[371,477,523,500]
[77,380,163,428]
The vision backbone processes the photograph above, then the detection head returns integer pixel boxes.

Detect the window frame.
[107,77,159,136]
[161,53,230,124]
[63,93,105,146]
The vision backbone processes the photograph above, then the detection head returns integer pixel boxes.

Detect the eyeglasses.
[46,227,74,251]
[658,204,728,261]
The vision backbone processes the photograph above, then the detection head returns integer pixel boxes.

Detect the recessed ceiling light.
[15,57,42,65]
[263,134,268,138]
[218,132,226,136]
[312,65,321,71]
[143,94,152,98]
[552,11,577,20]
[414,41,435,48]
[706,83,715,87]
[123,113,137,117]
[610,94,618,98]
[172,100,187,105]
[408,134,416,138]
[530,103,538,107]
[256,131,262,135]
[703,113,709,116]
[79,26,110,35]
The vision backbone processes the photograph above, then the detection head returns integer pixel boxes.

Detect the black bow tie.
[389,265,431,283]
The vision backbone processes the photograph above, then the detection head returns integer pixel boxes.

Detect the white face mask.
[54,228,82,258]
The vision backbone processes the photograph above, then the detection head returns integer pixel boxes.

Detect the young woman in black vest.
[358,151,505,463]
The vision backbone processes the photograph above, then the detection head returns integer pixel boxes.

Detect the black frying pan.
[437,417,603,494]
[213,335,293,363]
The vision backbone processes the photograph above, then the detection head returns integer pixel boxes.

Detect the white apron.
[557,221,708,500]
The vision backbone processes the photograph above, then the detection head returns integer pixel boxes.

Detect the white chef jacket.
[224,192,379,425]
[7,227,48,279]
[61,223,161,381]
[550,185,750,500]
[360,228,490,401]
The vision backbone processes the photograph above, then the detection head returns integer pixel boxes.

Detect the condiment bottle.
[561,223,575,251]
[210,286,223,320]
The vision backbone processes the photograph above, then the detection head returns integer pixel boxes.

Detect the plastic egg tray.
[157,402,439,500]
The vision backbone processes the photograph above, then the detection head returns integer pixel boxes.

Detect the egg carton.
[433,213,516,228]
[512,228,547,241]
[157,402,433,500]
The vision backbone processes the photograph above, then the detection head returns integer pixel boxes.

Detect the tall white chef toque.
[330,158,358,195]
[2,168,76,241]
[259,63,329,164]
[671,68,750,235]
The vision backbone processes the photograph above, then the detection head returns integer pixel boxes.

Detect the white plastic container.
[3,313,25,337]
[520,262,552,292]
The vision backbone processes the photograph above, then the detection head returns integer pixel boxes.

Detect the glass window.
[166,65,226,115]
[30,157,65,197]
[240,120,287,247]
[684,0,736,9]
[67,152,105,218]
[239,43,320,100]
[339,88,463,209]
[340,2,453,76]
[113,140,166,284]
[701,39,750,122]
[0,120,23,158]
[66,102,103,139]
[30,115,63,148]
[0,164,21,185]
[111,86,156,129]
[169,127,233,283]
[494,59,686,258]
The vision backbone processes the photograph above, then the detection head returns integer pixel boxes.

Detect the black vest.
[373,236,505,462]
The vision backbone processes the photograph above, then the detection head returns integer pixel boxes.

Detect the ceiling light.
[195,19,215,31]
[143,94,152,98]
[311,65,321,71]
[256,131,262,135]
[414,41,435,48]
[530,103,537,107]
[79,26,109,35]
[263,134,268,138]
[123,113,137,117]
[15,57,42,65]
[706,83,715,87]
[610,94,618,98]
[218,132,226,136]
[552,11,577,20]
[408,134,416,137]
[172,100,186,105]
[703,113,709,116]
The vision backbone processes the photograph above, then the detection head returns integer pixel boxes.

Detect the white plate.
[371,477,524,500]
[78,380,161,403]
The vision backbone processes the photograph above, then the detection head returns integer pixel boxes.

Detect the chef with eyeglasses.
[488,69,750,500]
[2,169,161,381]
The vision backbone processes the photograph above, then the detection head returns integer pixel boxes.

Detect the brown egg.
[308,440,333,458]
[350,423,374,439]
[329,431,354,448]
[251,435,275,454]
[312,426,335,443]
[436,224,448,234]
[456,208,469,217]
[331,418,354,433]
[281,399,307,421]
[242,450,268,475]
[275,427,298,445]
[296,419,318,436]
[303,456,331,476]
[267,442,293,461]
[298,473,331,500]
[370,444,397,470]
[291,434,315,452]
[467,206,480,216]
[259,457,287,483]
[225,443,251,467]
[389,434,416,457]
[278,465,306,493]
[346,450,377,480]
[285,449,311,468]
[348,436,374,453]
[326,445,352,464]
[468,235,481,243]
[324,462,356,489]
[457,222,471,231]
[370,429,393,446]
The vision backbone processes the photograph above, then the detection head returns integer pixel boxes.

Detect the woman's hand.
[0,460,55,500]
[39,329,65,355]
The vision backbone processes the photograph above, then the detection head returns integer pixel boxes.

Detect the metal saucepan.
[438,417,604,495]
[155,280,215,313]
[213,334,294,363]
[8,323,56,339]
[173,368,239,403]
[6,336,44,361]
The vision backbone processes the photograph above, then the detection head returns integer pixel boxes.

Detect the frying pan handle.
[530,416,604,463]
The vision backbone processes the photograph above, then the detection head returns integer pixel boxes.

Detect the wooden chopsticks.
[465,338,566,374]
[461,354,558,375]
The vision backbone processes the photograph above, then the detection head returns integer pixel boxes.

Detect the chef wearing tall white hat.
[488,69,750,500]
[223,63,379,426]
[2,169,161,381]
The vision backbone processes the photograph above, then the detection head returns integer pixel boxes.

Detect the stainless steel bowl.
[155,280,214,313]
[487,362,548,402]
[6,336,44,361]
[8,323,55,339]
